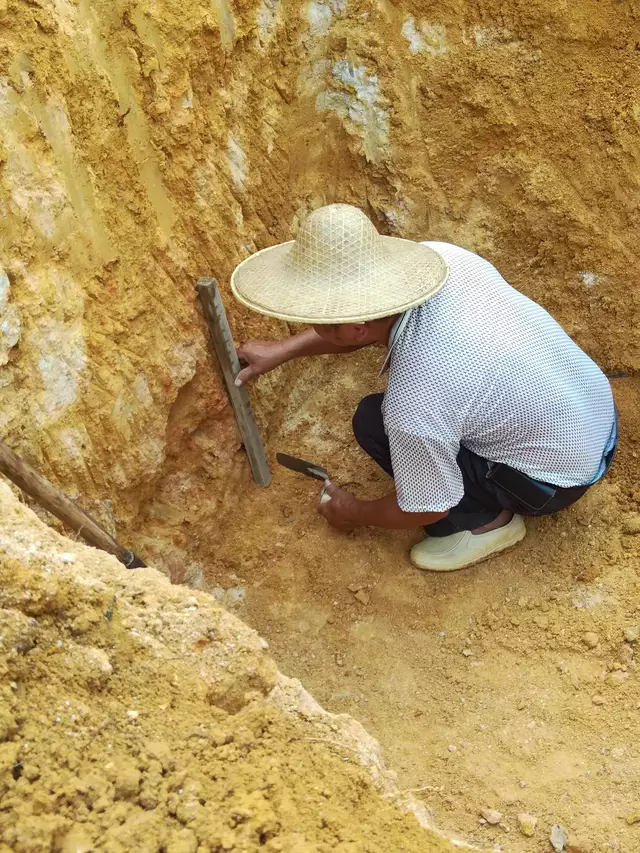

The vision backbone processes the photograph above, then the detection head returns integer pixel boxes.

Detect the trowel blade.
[276,452,329,482]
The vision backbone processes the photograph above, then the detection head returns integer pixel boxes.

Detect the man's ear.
[351,323,369,342]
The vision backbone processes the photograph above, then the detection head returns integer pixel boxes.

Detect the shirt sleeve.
[386,425,464,513]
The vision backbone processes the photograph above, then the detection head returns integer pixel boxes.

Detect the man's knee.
[352,393,384,446]
[352,393,393,475]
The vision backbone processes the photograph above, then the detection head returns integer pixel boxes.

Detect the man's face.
[313,322,380,347]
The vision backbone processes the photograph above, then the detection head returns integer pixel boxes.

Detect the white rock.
[481,808,503,825]
[550,823,567,852]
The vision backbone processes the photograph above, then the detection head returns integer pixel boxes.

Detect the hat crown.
[289,204,379,281]
[230,202,448,324]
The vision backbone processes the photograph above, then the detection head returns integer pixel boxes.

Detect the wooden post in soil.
[0,439,146,568]
[196,277,271,487]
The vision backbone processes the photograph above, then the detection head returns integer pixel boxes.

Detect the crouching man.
[231,204,617,572]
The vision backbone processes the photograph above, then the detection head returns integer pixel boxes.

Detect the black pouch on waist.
[486,463,556,511]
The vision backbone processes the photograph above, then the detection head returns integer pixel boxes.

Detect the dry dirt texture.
[206,373,640,853]
[2,0,640,851]
[0,480,463,853]
[1,0,639,562]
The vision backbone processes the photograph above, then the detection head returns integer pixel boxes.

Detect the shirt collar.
[379,311,411,376]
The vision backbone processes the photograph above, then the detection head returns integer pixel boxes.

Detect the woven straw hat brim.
[231,236,448,324]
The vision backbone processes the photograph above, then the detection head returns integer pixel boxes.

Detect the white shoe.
[410,515,526,572]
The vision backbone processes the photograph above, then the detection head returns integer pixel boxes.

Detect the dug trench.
[2,0,640,851]
[200,366,640,852]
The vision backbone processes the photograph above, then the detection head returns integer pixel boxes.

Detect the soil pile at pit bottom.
[0,481,461,853]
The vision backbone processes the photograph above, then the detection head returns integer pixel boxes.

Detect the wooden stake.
[196,277,271,487]
[0,439,146,568]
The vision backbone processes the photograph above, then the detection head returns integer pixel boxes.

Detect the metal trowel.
[276,453,332,503]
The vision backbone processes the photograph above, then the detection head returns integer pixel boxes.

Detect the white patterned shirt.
[382,242,616,513]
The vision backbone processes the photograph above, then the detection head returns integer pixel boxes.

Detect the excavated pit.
[1,0,640,850]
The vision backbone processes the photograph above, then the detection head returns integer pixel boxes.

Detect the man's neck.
[378,314,400,346]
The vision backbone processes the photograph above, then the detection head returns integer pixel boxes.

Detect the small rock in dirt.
[625,811,640,825]
[212,586,246,606]
[81,647,113,688]
[481,808,503,825]
[550,823,568,852]
[139,791,159,810]
[59,826,92,853]
[348,582,365,593]
[447,744,457,752]
[624,626,639,644]
[107,759,141,800]
[1,610,39,654]
[14,637,35,653]
[127,709,139,721]
[592,694,605,706]
[621,512,640,534]
[354,589,370,605]
[462,648,472,657]
[582,632,599,649]
[517,813,537,837]
[59,552,77,564]
[607,670,629,687]
[226,586,246,604]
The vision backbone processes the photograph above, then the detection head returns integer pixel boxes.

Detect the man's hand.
[317,482,361,532]
[236,340,287,385]
[319,485,448,531]
[236,328,369,386]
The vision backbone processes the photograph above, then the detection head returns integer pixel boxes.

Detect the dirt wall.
[0,479,465,853]
[1,0,639,559]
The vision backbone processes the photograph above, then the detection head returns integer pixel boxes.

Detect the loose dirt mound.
[0,481,460,853]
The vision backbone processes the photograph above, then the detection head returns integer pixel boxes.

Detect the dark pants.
[352,394,599,537]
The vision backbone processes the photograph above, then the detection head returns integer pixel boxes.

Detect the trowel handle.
[320,482,332,504]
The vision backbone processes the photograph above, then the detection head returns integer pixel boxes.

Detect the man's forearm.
[279,328,367,361]
[353,491,447,530]
[236,329,369,386]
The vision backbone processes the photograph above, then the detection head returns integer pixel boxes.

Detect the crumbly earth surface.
[205,370,640,853]
[2,1,640,851]
[0,480,462,853]
[1,0,638,561]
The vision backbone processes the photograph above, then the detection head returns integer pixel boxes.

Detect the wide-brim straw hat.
[231,203,448,324]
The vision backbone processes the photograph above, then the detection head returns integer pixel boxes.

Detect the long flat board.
[197,277,271,487]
